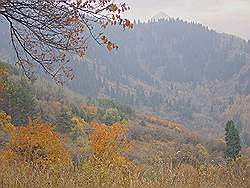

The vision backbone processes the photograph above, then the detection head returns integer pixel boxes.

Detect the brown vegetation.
[0,112,249,188]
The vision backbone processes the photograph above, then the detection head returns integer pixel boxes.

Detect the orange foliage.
[69,1,132,54]
[1,117,70,168]
[144,115,184,132]
[89,121,130,166]
[108,4,118,12]
[143,115,200,142]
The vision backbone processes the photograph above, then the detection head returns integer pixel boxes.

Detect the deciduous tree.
[1,116,70,168]
[89,121,130,167]
[0,0,132,83]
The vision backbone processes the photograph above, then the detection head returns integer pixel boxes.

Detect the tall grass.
[0,157,249,188]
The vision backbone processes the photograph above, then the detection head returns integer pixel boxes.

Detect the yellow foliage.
[0,115,249,188]
[0,65,7,92]
[71,116,87,134]
[71,121,134,187]
[89,121,130,167]
[108,4,118,12]
[0,117,70,169]
[89,122,133,174]
[0,112,248,187]
[144,115,200,142]
[0,112,12,127]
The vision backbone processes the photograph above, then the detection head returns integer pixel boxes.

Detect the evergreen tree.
[1,78,37,125]
[224,120,241,160]
[55,110,73,134]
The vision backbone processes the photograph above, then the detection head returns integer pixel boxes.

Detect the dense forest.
[63,19,250,145]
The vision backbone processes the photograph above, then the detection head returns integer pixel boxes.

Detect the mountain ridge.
[151,11,170,21]
[67,19,250,143]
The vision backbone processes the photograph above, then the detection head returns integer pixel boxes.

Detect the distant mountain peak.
[151,12,170,21]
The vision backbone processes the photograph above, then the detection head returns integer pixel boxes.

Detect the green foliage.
[225,120,241,160]
[78,98,133,125]
[102,108,122,125]
[55,110,73,134]
[80,109,96,123]
[88,98,134,120]
[0,78,37,125]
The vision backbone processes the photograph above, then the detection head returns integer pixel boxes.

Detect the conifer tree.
[224,120,241,160]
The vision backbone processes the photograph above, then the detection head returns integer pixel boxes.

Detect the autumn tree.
[225,120,241,160]
[0,116,70,168]
[89,121,130,167]
[81,121,134,186]
[0,0,132,83]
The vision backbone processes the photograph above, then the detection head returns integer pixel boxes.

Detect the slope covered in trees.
[1,18,249,143]
[0,62,249,187]
[65,19,250,142]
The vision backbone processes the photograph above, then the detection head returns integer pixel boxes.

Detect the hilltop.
[62,19,250,144]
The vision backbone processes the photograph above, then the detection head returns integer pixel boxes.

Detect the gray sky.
[124,0,250,40]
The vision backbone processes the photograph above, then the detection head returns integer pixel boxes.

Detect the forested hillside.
[1,18,249,143]
[0,62,249,187]
[66,19,250,143]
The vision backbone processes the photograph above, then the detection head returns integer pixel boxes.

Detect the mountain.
[67,19,250,144]
[151,12,170,21]
[0,18,249,144]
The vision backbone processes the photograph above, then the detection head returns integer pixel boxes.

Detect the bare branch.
[0,0,132,84]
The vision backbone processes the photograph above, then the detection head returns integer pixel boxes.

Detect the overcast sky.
[124,0,250,40]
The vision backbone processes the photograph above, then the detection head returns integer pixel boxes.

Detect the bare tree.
[0,0,132,83]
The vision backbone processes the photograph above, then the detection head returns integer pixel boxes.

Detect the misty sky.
[124,0,250,40]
